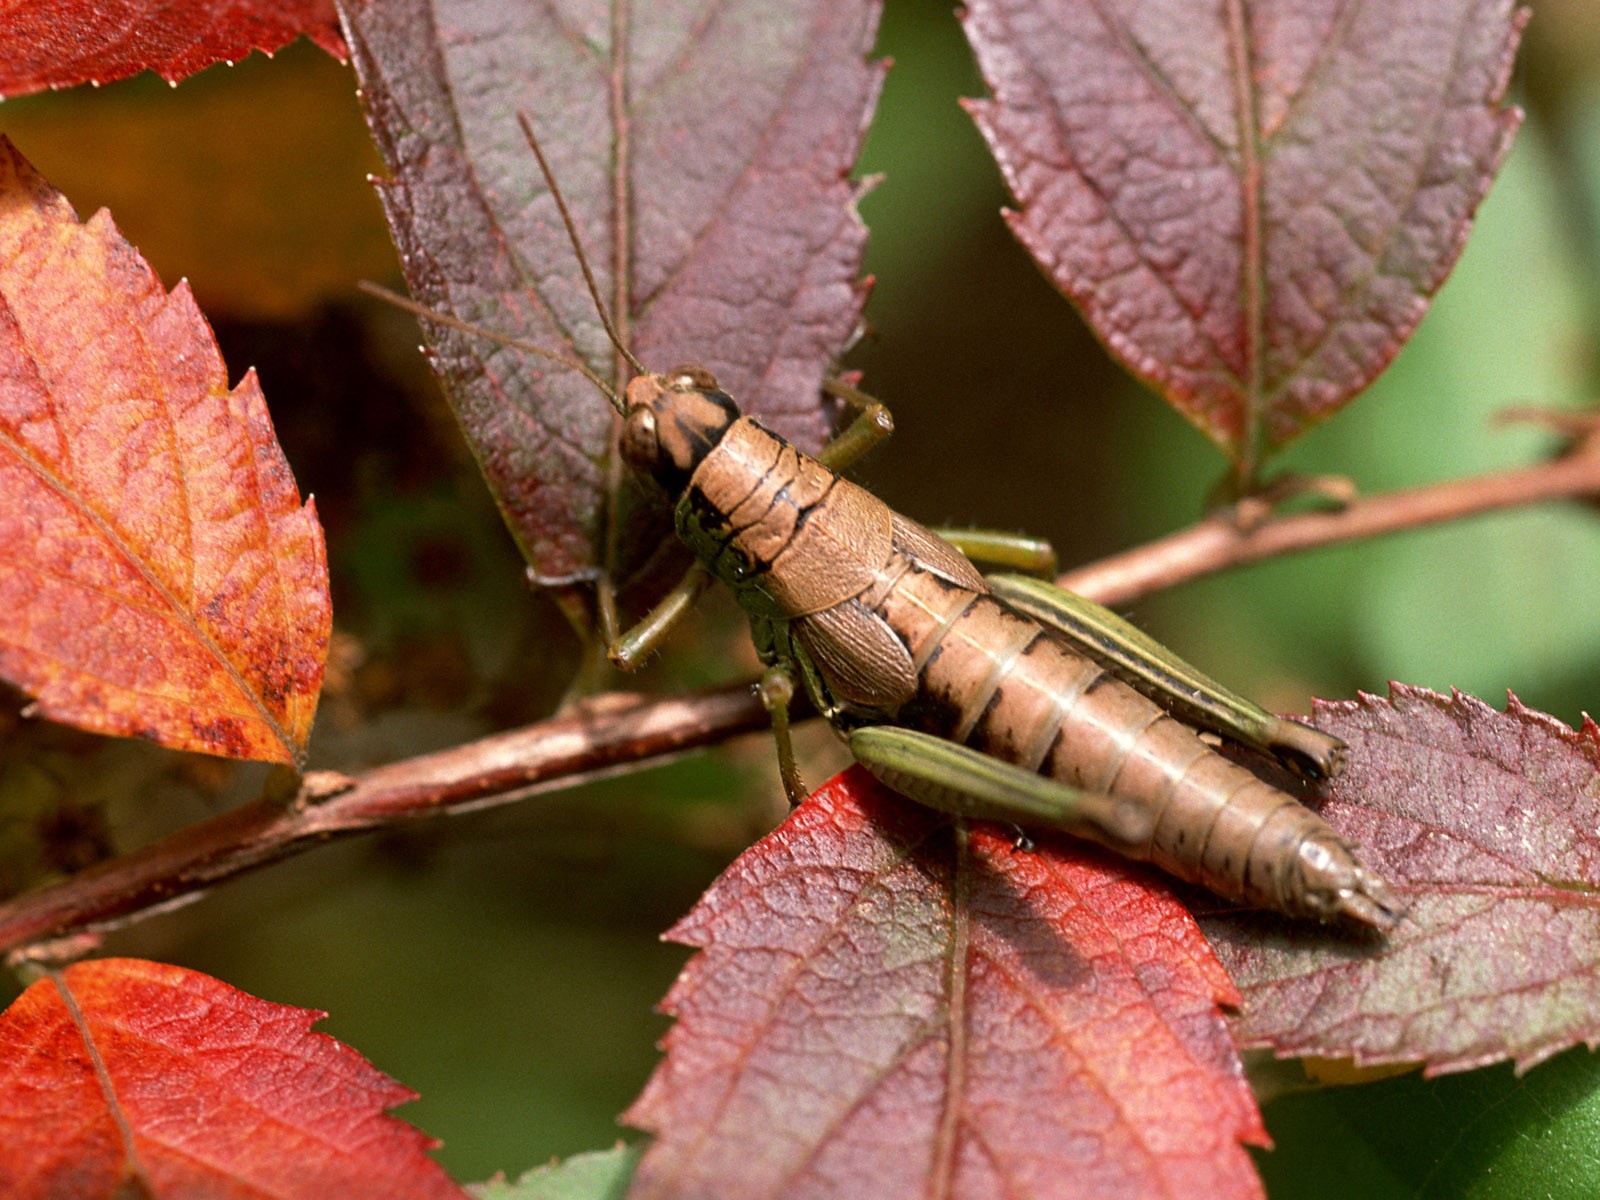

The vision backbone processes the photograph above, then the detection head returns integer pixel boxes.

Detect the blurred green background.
[2,1,1599,1194]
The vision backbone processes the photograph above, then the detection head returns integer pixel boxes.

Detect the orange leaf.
[0,958,467,1199]
[0,137,330,764]
[0,0,345,97]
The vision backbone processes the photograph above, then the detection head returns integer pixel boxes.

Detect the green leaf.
[471,1145,641,1200]
[1259,1049,1600,1200]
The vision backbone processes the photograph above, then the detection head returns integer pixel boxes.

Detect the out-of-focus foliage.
[0,44,394,320]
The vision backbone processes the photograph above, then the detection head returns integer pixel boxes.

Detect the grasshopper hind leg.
[848,725,1397,932]
[847,726,1157,858]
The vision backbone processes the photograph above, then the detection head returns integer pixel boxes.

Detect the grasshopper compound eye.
[665,364,720,392]
[619,405,664,478]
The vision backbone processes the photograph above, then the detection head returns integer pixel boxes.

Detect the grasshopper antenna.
[358,280,629,415]
[516,111,646,380]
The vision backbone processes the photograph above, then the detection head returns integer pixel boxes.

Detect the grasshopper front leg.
[817,378,894,472]
[984,573,1345,780]
[603,563,716,670]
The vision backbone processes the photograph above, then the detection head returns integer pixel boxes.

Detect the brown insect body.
[622,371,1398,929]
[361,118,1389,926]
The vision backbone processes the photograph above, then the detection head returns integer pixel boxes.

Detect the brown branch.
[4,426,1600,958]
[1059,422,1600,606]
[0,685,773,956]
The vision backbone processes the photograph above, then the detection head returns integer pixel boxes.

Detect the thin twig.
[0,685,772,957]
[1060,424,1600,605]
[3,431,1600,958]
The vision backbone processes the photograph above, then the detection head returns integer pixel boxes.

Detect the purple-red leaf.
[626,768,1267,1200]
[0,958,466,1199]
[963,0,1524,474]
[0,0,345,97]
[342,0,881,599]
[1201,684,1600,1075]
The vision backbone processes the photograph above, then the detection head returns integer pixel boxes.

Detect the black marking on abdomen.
[964,629,1049,753]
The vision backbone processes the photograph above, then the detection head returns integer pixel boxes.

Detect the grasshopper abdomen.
[831,528,1396,927]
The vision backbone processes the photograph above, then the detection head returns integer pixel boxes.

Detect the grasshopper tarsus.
[606,565,713,672]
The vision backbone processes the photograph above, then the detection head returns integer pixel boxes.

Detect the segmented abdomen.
[874,562,1373,921]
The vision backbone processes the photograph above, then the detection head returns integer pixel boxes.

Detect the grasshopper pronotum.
[381,116,1401,932]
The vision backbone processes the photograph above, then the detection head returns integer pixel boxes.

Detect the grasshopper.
[390,118,1401,932]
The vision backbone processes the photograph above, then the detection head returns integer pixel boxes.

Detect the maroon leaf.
[1201,684,1600,1075]
[963,0,1524,476]
[0,0,345,98]
[625,768,1267,1200]
[342,0,881,600]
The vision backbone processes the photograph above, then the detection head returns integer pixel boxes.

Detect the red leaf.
[1201,684,1600,1075]
[0,138,330,764]
[963,0,1524,471]
[343,0,881,596]
[0,958,467,1199]
[0,0,345,97]
[625,769,1266,1200]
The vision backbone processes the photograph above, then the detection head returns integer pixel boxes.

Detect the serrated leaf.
[0,0,345,97]
[0,958,467,1199]
[0,138,330,764]
[962,0,1524,474]
[343,0,881,600]
[625,768,1267,1200]
[1201,684,1600,1075]
[471,1145,640,1200]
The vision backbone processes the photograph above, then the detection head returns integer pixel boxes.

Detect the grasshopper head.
[619,365,741,494]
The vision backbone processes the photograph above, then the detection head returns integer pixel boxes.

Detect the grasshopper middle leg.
[934,528,1058,577]
[758,662,808,807]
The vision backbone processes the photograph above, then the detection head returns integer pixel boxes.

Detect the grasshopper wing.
[986,573,1345,780]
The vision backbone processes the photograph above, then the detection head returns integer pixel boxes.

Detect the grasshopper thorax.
[619,364,741,494]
